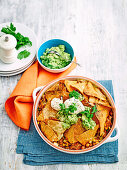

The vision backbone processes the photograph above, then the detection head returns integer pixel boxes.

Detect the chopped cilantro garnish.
[65,108,69,114]
[69,90,84,101]
[86,113,91,118]
[79,110,90,115]
[58,103,77,115]
[59,103,65,110]
[57,103,78,126]
[92,105,97,113]
[69,103,77,113]
[79,106,94,119]
[69,90,80,99]
[90,113,94,118]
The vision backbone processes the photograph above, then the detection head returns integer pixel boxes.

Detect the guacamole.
[82,115,96,130]
[40,45,71,69]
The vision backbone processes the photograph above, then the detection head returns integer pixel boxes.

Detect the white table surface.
[0,0,127,169]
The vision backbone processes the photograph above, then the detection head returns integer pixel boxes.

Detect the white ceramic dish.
[0,57,35,76]
[0,56,36,74]
[32,76,119,154]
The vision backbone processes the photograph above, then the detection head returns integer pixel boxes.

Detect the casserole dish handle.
[103,124,119,144]
[33,86,44,103]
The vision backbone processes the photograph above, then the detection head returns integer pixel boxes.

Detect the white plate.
[0,56,36,74]
[0,22,37,73]
[0,58,36,76]
[0,57,36,75]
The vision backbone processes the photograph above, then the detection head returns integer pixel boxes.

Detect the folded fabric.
[5,59,76,130]
[16,80,118,165]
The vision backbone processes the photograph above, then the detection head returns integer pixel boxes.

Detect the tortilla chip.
[47,120,66,140]
[84,82,106,100]
[96,105,111,136]
[71,82,86,94]
[47,82,60,92]
[37,112,44,121]
[43,102,57,120]
[89,96,111,108]
[64,80,74,92]
[74,119,85,135]
[81,94,89,106]
[59,80,66,90]
[76,125,99,145]
[45,89,69,102]
[84,81,96,95]
[64,124,76,143]
[47,80,65,92]
[41,122,58,142]
[83,93,89,102]
[65,80,86,94]
[45,91,61,101]
[95,88,106,100]
[64,119,85,143]
[62,87,70,101]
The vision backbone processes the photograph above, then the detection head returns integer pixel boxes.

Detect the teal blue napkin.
[16,80,118,165]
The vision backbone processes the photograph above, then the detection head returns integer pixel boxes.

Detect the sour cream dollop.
[64,97,85,114]
[51,98,63,111]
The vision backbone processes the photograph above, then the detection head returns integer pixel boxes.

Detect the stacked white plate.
[0,22,37,76]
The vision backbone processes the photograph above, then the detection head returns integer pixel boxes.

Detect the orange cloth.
[5,60,76,130]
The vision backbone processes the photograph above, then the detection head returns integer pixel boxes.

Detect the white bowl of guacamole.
[37,39,74,73]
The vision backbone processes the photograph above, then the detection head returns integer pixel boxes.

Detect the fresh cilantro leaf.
[79,110,90,115]
[1,23,32,50]
[86,113,91,118]
[69,103,77,113]
[69,90,80,99]
[79,111,86,114]
[90,113,94,118]
[58,102,77,116]
[17,50,30,60]
[58,110,64,116]
[65,108,69,114]
[88,117,91,122]
[69,90,84,101]
[59,103,65,110]
[92,105,97,113]
[79,108,94,118]
[10,23,16,32]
